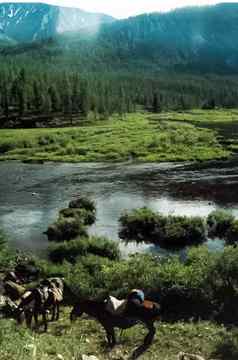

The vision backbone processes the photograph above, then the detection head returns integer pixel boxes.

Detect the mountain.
[1,3,238,74]
[0,2,114,43]
[94,3,238,73]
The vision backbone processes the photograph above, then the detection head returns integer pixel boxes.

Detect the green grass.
[0,311,235,360]
[153,108,238,123]
[0,111,232,163]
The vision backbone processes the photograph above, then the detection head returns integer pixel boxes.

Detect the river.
[1,157,238,257]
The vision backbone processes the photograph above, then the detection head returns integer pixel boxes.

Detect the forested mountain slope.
[1,3,238,74]
[0,2,114,43]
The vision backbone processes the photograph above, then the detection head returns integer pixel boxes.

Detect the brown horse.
[70,298,160,359]
[17,279,63,331]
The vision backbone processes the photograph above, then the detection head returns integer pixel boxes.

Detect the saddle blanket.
[105,296,127,315]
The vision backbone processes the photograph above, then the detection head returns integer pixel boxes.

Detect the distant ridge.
[0,2,114,42]
[1,3,238,74]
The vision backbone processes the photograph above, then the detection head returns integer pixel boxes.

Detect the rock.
[56,355,64,360]
[177,352,206,360]
[81,355,99,360]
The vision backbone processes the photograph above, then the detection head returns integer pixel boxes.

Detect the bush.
[59,207,96,225]
[205,246,238,324]
[225,219,238,244]
[119,207,161,240]
[45,218,88,242]
[0,231,16,270]
[40,243,238,323]
[119,208,206,248]
[0,230,6,251]
[207,210,235,238]
[69,197,96,213]
[45,196,96,242]
[65,255,114,300]
[48,236,120,263]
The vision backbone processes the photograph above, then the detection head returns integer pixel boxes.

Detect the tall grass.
[0,111,231,162]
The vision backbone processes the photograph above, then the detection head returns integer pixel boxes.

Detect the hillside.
[0,2,114,43]
[1,3,238,74]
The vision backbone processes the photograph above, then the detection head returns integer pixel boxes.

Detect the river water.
[1,157,238,257]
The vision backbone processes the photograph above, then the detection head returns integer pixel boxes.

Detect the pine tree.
[48,85,60,112]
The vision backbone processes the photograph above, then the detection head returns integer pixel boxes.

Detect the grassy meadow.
[1,314,236,360]
[0,110,235,163]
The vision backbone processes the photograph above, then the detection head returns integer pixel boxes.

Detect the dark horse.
[17,285,62,331]
[70,298,160,359]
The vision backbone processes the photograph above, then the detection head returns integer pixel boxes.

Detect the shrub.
[225,219,238,244]
[59,207,96,225]
[119,208,206,248]
[162,215,206,247]
[0,231,17,270]
[0,230,6,250]
[119,208,164,240]
[205,246,238,323]
[65,255,113,299]
[48,236,120,263]
[45,217,87,242]
[39,243,238,323]
[207,210,235,238]
[69,197,96,213]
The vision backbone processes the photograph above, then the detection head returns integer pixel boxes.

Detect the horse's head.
[70,303,83,322]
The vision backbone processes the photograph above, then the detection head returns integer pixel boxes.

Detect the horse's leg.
[33,308,38,329]
[43,310,48,332]
[51,304,55,321]
[56,302,60,321]
[143,321,156,347]
[104,325,116,348]
[25,310,33,328]
[130,321,156,360]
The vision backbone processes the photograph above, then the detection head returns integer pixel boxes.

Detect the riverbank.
[0,110,233,163]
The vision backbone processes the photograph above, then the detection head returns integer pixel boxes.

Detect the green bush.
[45,217,88,242]
[207,210,235,238]
[38,242,238,323]
[225,219,238,244]
[45,196,96,242]
[119,208,166,240]
[48,236,120,263]
[69,197,96,213]
[0,231,16,270]
[119,208,206,248]
[0,230,6,250]
[205,246,238,323]
[59,207,96,225]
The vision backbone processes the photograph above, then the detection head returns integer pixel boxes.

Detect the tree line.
[1,57,238,127]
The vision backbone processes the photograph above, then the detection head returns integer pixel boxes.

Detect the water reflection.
[0,159,238,256]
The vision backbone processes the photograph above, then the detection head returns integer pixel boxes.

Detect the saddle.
[49,285,63,303]
[105,296,160,320]
[105,296,127,316]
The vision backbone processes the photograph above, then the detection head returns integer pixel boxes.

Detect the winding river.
[1,157,238,257]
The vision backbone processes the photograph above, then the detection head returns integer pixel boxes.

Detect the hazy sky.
[1,0,237,18]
